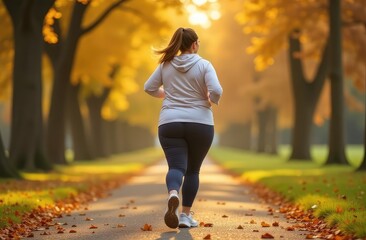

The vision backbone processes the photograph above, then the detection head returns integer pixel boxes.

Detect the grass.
[209,145,366,238]
[0,147,164,228]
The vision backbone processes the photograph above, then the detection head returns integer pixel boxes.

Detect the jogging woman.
[144,27,223,229]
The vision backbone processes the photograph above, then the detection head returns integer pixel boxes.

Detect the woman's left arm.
[144,65,165,98]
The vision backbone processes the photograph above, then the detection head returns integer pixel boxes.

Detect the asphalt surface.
[31,159,309,240]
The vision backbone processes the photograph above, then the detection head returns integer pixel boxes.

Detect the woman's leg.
[158,123,188,193]
[181,123,214,214]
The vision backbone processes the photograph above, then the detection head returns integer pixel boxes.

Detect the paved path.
[32,159,309,240]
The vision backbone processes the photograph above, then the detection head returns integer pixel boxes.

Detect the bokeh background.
[0,0,365,175]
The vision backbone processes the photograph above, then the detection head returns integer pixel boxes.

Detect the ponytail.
[155,27,198,63]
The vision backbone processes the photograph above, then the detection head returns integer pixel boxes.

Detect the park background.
[0,0,365,239]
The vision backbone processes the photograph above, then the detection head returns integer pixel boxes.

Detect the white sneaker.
[164,193,179,228]
[178,212,198,228]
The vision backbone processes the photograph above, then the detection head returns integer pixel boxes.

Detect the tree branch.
[81,0,130,36]
[311,38,329,96]
[117,5,141,17]
[342,20,366,28]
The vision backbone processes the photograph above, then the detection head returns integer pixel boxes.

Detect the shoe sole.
[164,196,179,228]
[179,222,198,228]
[178,222,190,228]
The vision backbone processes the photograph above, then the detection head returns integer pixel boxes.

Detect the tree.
[236,0,364,161]
[288,31,329,160]
[3,0,54,170]
[324,0,348,165]
[46,0,183,163]
[0,130,18,178]
[357,120,366,171]
[46,0,131,164]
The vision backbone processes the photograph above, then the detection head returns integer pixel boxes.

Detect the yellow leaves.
[265,8,278,20]
[236,0,332,71]
[43,8,62,44]
[253,56,274,71]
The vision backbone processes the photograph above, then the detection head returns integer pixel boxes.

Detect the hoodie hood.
[170,54,202,73]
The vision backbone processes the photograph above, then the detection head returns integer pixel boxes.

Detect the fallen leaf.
[85,217,94,221]
[117,224,126,228]
[272,222,279,227]
[245,213,253,216]
[222,215,228,218]
[250,219,257,224]
[118,214,126,217]
[305,234,315,239]
[261,221,270,227]
[89,224,98,229]
[27,233,34,237]
[336,206,344,213]
[141,223,152,231]
[253,229,259,232]
[203,234,211,239]
[237,225,243,229]
[69,230,77,233]
[261,233,274,239]
[286,226,295,231]
[200,222,205,227]
[204,223,213,227]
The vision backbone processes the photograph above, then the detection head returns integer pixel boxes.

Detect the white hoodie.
[144,54,223,126]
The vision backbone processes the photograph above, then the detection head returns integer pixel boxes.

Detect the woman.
[144,27,223,229]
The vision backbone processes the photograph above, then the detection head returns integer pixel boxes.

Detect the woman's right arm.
[205,63,223,105]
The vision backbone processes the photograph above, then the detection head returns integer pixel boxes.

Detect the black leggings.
[158,122,214,207]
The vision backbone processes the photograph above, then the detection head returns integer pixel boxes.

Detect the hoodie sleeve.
[144,64,164,98]
[204,62,223,105]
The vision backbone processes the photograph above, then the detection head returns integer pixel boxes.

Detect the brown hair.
[155,27,198,63]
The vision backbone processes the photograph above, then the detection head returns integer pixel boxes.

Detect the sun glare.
[184,0,221,29]
[189,11,211,28]
[192,0,207,6]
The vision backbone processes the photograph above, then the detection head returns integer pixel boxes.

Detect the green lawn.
[209,145,366,238]
[0,147,164,228]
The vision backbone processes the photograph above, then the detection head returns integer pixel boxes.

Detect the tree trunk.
[266,106,278,155]
[47,2,88,164]
[46,0,127,163]
[288,30,329,161]
[103,120,113,156]
[86,90,110,158]
[66,83,93,161]
[0,131,19,178]
[4,0,53,171]
[324,0,348,165]
[257,108,267,153]
[242,122,252,150]
[105,120,120,155]
[356,118,366,171]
